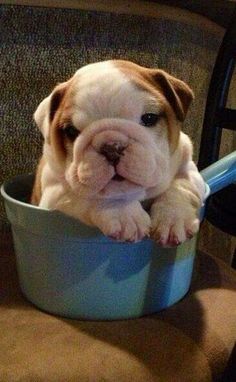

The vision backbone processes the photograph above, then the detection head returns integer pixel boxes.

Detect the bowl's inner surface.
[4,174,35,204]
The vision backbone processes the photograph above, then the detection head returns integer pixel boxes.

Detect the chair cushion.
[0,232,235,382]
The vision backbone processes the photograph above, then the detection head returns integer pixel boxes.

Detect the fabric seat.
[1,232,235,382]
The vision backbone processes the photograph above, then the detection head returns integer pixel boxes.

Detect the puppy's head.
[34,60,193,200]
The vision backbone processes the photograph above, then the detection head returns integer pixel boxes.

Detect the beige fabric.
[0,234,235,382]
[0,309,211,382]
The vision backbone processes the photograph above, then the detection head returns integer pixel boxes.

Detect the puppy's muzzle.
[74,119,157,163]
[100,142,126,165]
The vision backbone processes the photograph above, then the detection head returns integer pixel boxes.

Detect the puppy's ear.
[34,82,68,140]
[152,70,194,121]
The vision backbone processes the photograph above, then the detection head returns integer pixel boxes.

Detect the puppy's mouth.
[99,173,144,200]
[112,173,125,181]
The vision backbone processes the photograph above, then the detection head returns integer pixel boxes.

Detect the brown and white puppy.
[32,60,205,246]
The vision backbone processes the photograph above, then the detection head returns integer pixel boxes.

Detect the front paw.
[94,203,151,243]
[150,202,200,247]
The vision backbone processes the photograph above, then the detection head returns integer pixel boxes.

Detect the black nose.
[100,142,125,165]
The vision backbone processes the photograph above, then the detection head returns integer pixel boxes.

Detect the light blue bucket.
[1,152,236,320]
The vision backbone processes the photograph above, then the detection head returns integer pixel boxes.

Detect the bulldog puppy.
[32,60,205,246]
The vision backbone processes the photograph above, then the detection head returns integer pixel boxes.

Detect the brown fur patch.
[31,156,46,205]
[153,69,194,121]
[49,80,74,165]
[114,60,193,151]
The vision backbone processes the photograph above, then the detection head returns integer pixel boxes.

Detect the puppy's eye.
[63,125,79,141]
[141,113,159,127]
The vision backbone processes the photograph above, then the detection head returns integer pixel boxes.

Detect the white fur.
[35,61,205,246]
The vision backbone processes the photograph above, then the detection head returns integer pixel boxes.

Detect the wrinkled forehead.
[69,61,164,122]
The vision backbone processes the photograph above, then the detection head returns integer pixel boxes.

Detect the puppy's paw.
[94,203,151,243]
[150,199,200,247]
[151,215,199,247]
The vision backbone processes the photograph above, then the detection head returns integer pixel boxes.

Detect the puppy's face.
[35,60,193,200]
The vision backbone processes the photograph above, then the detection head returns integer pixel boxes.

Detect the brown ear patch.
[49,82,69,123]
[49,80,74,165]
[152,70,194,122]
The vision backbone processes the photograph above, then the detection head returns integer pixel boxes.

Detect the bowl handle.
[200,151,236,196]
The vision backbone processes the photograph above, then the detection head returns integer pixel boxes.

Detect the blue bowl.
[1,174,207,320]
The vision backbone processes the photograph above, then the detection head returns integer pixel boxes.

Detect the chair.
[0,3,235,381]
[198,7,236,250]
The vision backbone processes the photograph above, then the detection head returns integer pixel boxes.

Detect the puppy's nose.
[100,142,125,165]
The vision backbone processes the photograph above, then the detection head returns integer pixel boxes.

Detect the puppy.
[32,60,205,246]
